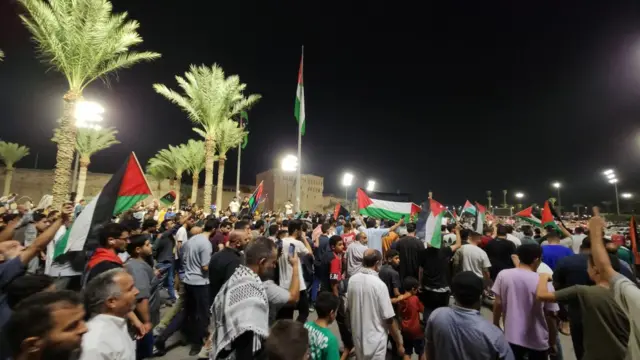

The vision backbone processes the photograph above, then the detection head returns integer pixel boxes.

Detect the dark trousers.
[276,290,310,322]
[136,332,154,359]
[336,296,354,349]
[569,318,584,360]
[156,308,186,346]
[510,343,549,360]
[418,289,450,321]
[183,284,210,347]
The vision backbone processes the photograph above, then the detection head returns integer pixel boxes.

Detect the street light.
[602,169,620,215]
[552,182,562,213]
[366,180,376,192]
[621,192,633,199]
[342,172,354,202]
[71,100,104,195]
[515,192,524,199]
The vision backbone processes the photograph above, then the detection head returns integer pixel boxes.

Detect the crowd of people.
[0,198,637,360]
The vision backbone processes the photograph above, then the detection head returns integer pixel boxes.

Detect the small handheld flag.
[160,191,176,207]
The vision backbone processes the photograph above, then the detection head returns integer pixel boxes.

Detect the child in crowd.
[399,276,425,360]
[304,292,341,360]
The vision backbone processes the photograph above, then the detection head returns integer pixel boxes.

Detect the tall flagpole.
[295,46,303,213]
[236,144,241,196]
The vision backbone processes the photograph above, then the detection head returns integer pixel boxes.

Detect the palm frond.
[18,0,160,91]
[0,141,30,169]
[75,127,120,157]
[215,119,247,156]
[153,63,260,139]
[147,145,188,178]
[182,139,210,175]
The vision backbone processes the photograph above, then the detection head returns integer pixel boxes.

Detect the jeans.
[310,277,320,303]
[510,343,548,360]
[183,284,210,347]
[155,262,176,300]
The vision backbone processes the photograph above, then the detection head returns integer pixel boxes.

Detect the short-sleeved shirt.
[209,247,242,300]
[460,244,491,279]
[276,237,308,290]
[125,258,154,300]
[399,295,423,339]
[378,264,401,298]
[345,241,367,277]
[421,246,453,290]
[610,274,640,359]
[341,232,356,249]
[395,236,423,281]
[382,232,399,255]
[554,285,629,360]
[181,234,212,286]
[347,270,395,360]
[304,321,340,360]
[426,306,514,360]
[318,252,342,291]
[358,227,389,254]
[491,268,559,350]
[484,238,516,280]
[264,280,290,325]
[541,244,574,270]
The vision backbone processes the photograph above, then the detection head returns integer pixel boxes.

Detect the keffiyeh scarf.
[211,265,269,360]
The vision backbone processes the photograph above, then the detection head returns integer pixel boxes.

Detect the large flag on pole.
[514,206,541,227]
[295,50,306,136]
[474,202,486,234]
[53,153,152,259]
[357,188,421,222]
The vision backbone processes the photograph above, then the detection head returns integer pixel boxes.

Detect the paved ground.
[156,304,576,360]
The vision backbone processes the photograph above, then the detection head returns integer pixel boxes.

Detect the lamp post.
[552,182,562,213]
[71,101,104,195]
[621,192,633,213]
[603,169,620,215]
[366,180,376,192]
[281,155,298,208]
[515,192,524,210]
[342,173,354,203]
[502,189,508,207]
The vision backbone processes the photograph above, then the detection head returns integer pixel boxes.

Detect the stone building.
[256,169,326,213]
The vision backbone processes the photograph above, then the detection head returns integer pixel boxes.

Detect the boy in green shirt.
[304,292,341,360]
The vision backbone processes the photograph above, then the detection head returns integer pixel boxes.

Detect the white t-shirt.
[347,270,395,360]
[277,237,308,291]
[460,244,491,278]
[537,262,553,275]
[285,203,293,215]
[175,226,189,260]
[229,201,240,213]
[506,233,522,247]
[571,234,587,254]
[443,233,457,246]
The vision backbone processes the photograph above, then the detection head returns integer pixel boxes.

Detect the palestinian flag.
[53,153,152,258]
[416,198,446,248]
[541,200,561,233]
[248,181,264,214]
[474,202,486,234]
[334,203,349,220]
[630,216,639,265]
[514,206,541,227]
[357,188,421,222]
[294,49,306,136]
[461,200,476,216]
[160,191,176,207]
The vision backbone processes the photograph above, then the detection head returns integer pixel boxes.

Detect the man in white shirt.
[81,268,140,360]
[571,227,587,254]
[459,231,492,282]
[275,219,312,322]
[505,225,522,247]
[346,232,368,277]
[228,197,241,215]
[347,249,404,360]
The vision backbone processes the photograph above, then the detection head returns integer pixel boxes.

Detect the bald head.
[228,230,249,249]
[363,249,382,268]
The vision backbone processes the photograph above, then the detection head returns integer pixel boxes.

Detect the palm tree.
[18,0,160,208]
[148,145,187,208]
[153,64,260,210]
[212,119,246,214]
[0,142,30,196]
[146,165,171,193]
[182,139,208,206]
[70,127,119,202]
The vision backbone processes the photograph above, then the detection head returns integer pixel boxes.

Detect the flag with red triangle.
[474,202,486,234]
[461,200,476,216]
[248,181,264,214]
[416,198,446,248]
[515,206,541,227]
[542,200,561,233]
[52,153,152,259]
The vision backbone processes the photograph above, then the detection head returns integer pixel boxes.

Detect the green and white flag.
[295,50,305,135]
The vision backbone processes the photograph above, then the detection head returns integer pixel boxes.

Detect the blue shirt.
[541,244,573,270]
[426,306,514,360]
[358,227,390,254]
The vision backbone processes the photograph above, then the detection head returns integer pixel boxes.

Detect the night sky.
[1,1,640,208]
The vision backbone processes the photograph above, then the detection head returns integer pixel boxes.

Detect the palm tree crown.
[18,0,161,92]
[214,119,247,157]
[0,142,30,169]
[74,127,120,159]
[182,139,207,176]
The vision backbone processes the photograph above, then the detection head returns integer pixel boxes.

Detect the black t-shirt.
[484,238,516,280]
[378,264,401,298]
[395,236,423,281]
[209,247,242,300]
[420,246,453,289]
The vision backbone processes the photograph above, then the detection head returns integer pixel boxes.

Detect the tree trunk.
[3,167,14,197]
[157,180,162,192]
[191,173,199,206]
[52,91,80,209]
[175,174,182,209]
[76,157,90,202]
[215,156,226,216]
[203,135,215,212]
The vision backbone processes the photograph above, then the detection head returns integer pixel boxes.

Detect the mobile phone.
[288,244,295,256]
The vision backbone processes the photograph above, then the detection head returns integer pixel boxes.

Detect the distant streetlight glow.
[552,182,561,189]
[342,173,354,187]
[609,178,618,184]
[366,180,376,192]
[75,101,104,129]
[621,192,633,199]
[515,192,524,199]
[603,169,614,176]
[606,173,616,179]
[281,154,298,172]
[602,169,621,215]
